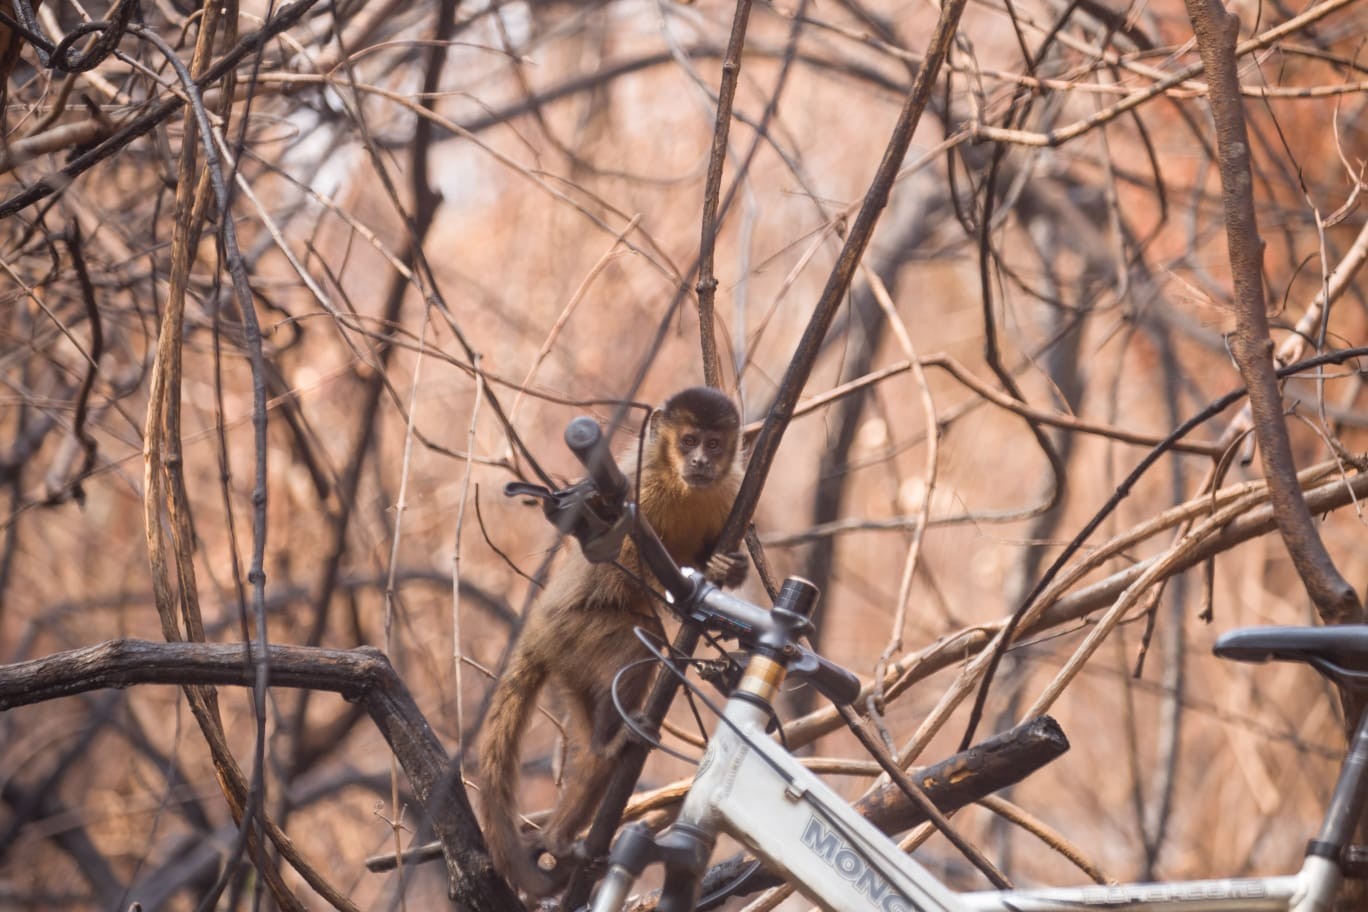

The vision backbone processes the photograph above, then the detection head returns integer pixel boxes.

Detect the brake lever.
[504,479,631,564]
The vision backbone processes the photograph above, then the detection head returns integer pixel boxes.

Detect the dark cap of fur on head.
[663,386,740,430]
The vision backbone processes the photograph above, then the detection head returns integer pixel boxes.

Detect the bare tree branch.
[0,638,520,910]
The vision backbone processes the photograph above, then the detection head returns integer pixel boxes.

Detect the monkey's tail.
[477,651,558,898]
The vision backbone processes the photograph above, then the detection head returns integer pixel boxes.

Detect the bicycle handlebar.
[557,414,860,706]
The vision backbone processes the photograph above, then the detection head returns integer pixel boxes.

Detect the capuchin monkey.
[478,387,747,898]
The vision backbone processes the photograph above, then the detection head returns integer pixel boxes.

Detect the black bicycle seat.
[1214,625,1368,686]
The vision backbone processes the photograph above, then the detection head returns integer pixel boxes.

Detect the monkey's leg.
[543,656,655,854]
[540,686,596,853]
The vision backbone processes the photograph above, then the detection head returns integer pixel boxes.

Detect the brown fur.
[478,388,745,899]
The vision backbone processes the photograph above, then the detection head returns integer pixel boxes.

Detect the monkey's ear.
[647,408,663,441]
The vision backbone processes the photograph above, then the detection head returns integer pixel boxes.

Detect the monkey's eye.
[681,434,699,448]
[706,438,721,451]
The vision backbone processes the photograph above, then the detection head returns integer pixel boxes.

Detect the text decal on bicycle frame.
[801,815,917,912]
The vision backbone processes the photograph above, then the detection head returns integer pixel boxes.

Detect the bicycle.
[522,414,1368,912]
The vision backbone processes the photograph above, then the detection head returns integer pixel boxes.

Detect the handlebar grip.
[565,416,628,500]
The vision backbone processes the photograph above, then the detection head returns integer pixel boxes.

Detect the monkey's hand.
[704,550,748,588]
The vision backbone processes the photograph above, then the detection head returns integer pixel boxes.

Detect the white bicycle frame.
[589,644,1356,912]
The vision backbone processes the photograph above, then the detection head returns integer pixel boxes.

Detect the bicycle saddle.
[1214,625,1368,686]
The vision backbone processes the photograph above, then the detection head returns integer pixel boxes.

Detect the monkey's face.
[674,424,731,487]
